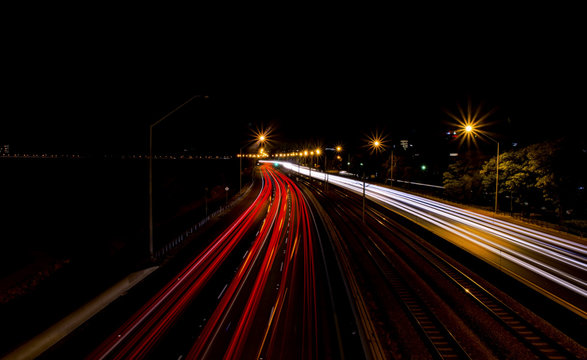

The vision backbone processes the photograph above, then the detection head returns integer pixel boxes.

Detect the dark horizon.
[1,8,583,155]
[2,76,579,155]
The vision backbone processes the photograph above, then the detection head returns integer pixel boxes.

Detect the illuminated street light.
[464,124,500,214]
[447,100,499,213]
[363,132,391,221]
[322,145,342,189]
[240,132,268,191]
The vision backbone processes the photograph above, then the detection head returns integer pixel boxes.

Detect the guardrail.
[154,182,254,260]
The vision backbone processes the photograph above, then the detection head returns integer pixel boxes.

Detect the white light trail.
[267,161,587,316]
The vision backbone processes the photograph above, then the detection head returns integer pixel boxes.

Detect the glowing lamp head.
[465,125,473,133]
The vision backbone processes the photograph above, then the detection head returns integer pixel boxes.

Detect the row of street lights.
[240,134,266,191]
[147,95,499,260]
[252,129,496,223]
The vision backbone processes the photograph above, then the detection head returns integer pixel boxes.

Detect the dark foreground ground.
[0,157,250,357]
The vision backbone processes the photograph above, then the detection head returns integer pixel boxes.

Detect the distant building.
[1,144,9,155]
[400,139,409,151]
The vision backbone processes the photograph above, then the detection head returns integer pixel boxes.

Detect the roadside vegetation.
[443,137,587,235]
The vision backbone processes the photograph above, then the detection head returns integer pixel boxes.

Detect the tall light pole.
[149,94,207,260]
[240,133,267,191]
[464,125,499,214]
[309,151,314,180]
[362,136,386,222]
[322,146,341,189]
[316,148,323,185]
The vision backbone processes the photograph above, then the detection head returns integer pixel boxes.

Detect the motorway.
[275,161,587,321]
[39,163,364,360]
[295,171,585,359]
[11,162,586,359]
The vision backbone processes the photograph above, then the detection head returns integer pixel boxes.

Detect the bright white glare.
[264,160,587,313]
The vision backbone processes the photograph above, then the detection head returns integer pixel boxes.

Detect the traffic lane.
[40,166,269,360]
[222,167,291,359]
[186,165,289,359]
[369,195,587,318]
[307,170,587,319]
[262,176,319,360]
[85,167,274,359]
[280,160,586,273]
[384,190,587,278]
[251,170,303,359]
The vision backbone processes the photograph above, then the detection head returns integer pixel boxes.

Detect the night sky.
[1,7,584,155]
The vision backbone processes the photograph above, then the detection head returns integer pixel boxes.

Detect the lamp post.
[149,94,207,261]
[322,146,341,189]
[239,134,267,191]
[316,148,324,185]
[464,125,499,214]
[302,150,308,177]
[362,136,386,222]
[309,151,314,180]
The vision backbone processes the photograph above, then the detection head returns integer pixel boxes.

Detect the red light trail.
[88,164,321,359]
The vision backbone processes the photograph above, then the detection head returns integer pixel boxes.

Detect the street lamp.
[463,125,499,214]
[149,94,207,260]
[316,148,322,177]
[309,151,315,180]
[322,146,342,189]
[298,150,312,175]
[240,132,267,191]
[362,135,388,222]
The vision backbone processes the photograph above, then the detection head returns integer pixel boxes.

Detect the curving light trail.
[89,163,322,359]
[87,168,274,359]
[187,164,319,360]
[272,161,587,318]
